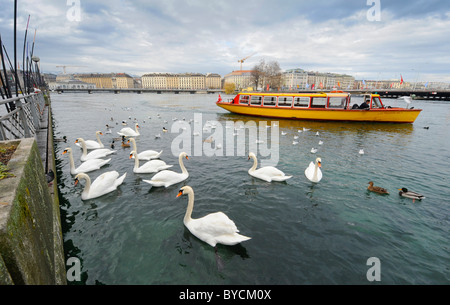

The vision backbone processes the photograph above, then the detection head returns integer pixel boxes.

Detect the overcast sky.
[1,0,450,82]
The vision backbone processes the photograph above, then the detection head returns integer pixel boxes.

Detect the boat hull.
[216,102,421,123]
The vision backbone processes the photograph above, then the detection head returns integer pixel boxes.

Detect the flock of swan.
[61,122,328,250]
[61,116,425,252]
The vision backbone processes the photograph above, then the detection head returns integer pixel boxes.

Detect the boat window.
[310,97,327,108]
[371,96,383,109]
[277,96,293,107]
[263,96,277,106]
[328,97,347,109]
[250,95,263,105]
[293,97,310,108]
[239,95,249,105]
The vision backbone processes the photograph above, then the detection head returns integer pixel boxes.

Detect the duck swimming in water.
[398,188,425,201]
[367,181,389,194]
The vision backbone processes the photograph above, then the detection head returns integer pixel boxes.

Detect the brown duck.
[367,181,389,194]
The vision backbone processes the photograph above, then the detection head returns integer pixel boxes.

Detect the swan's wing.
[255,166,286,177]
[137,150,163,160]
[75,158,110,174]
[86,148,116,159]
[191,212,239,235]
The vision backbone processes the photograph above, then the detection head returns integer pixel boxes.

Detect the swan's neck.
[68,151,75,171]
[313,162,319,180]
[81,175,91,195]
[130,138,137,151]
[250,156,258,172]
[80,141,87,156]
[96,133,103,145]
[184,191,194,224]
[179,154,187,174]
[133,153,140,170]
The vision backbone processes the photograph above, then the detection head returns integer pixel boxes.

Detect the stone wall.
[0,138,66,284]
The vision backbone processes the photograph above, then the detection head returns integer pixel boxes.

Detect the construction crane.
[237,52,257,70]
[56,65,87,74]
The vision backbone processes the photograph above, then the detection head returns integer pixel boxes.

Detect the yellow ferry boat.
[216,92,422,123]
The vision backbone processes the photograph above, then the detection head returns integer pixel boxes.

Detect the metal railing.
[0,92,46,141]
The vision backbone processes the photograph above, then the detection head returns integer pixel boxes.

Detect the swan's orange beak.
[100,132,103,135]
[177,190,183,198]
[74,178,79,186]
[318,161,322,168]
[185,155,189,160]
[75,139,79,143]
[62,150,67,155]
[129,154,133,159]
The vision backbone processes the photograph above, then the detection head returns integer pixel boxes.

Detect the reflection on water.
[51,93,449,285]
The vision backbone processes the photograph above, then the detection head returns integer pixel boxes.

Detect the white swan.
[63,147,110,175]
[247,152,292,182]
[128,138,162,160]
[75,131,104,149]
[177,186,251,247]
[129,151,172,173]
[74,171,127,200]
[305,157,322,183]
[76,138,116,161]
[143,152,189,187]
[117,123,140,137]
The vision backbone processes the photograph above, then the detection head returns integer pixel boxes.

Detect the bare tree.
[251,59,282,91]
[251,59,265,90]
[265,61,282,90]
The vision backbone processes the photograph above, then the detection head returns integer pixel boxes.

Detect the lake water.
[50,92,449,285]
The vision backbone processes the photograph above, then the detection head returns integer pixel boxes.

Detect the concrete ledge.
[0,138,66,284]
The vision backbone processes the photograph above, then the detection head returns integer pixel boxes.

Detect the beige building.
[141,72,221,90]
[223,70,254,90]
[206,73,222,89]
[73,73,134,88]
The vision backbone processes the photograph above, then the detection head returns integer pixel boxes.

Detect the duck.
[75,138,116,161]
[75,131,104,149]
[62,147,111,175]
[117,123,140,137]
[121,138,130,148]
[359,149,365,155]
[367,181,389,194]
[128,138,163,160]
[74,171,126,200]
[143,152,189,187]
[398,188,425,200]
[54,135,67,143]
[177,186,251,248]
[247,152,292,182]
[310,148,318,154]
[305,157,322,183]
[129,151,172,174]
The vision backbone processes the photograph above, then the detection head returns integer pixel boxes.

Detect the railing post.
[15,99,31,138]
[29,95,40,131]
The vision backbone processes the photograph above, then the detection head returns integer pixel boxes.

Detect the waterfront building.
[141,72,221,90]
[48,78,96,90]
[113,73,134,89]
[73,73,134,89]
[206,73,222,89]
[282,69,308,90]
[223,70,254,91]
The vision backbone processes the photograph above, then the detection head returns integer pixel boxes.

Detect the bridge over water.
[54,88,450,101]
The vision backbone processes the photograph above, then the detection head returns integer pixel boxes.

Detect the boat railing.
[0,92,47,141]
